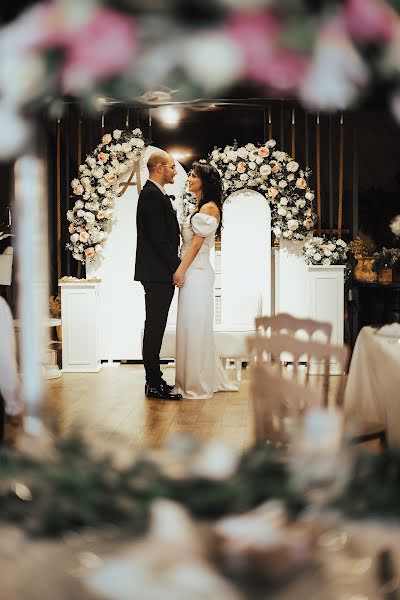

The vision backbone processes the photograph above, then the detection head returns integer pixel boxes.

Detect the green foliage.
[2,435,400,539]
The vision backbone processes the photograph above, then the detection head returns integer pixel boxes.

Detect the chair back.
[255,312,332,343]
[247,333,349,445]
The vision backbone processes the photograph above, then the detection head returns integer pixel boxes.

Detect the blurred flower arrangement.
[210,140,316,240]
[303,236,349,266]
[49,295,61,319]
[390,214,400,238]
[348,234,376,259]
[2,0,400,158]
[178,191,197,223]
[66,127,145,262]
[372,247,400,272]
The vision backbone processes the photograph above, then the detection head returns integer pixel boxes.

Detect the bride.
[173,161,238,400]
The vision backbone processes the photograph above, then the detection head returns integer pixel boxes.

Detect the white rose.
[328,243,336,251]
[278,207,287,216]
[288,219,299,231]
[77,209,85,218]
[273,151,287,161]
[97,186,106,195]
[72,253,83,261]
[322,258,331,266]
[255,156,263,165]
[292,207,299,215]
[287,161,299,173]
[89,201,100,211]
[248,161,256,170]
[296,199,306,208]
[270,179,277,187]
[74,200,84,209]
[227,150,238,161]
[323,248,332,256]
[273,226,282,237]
[278,180,287,188]
[234,180,244,188]
[211,149,220,159]
[113,129,122,140]
[259,164,272,177]
[121,142,132,153]
[102,198,110,206]
[70,233,79,243]
[279,197,288,205]
[266,139,276,148]
[105,209,113,219]
[67,210,74,222]
[228,163,236,171]
[95,244,103,255]
[336,239,347,248]
[92,167,104,179]
[237,147,248,159]
[84,212,95,223]
[287,173,295,181]
[246,143,256,151]
[240,173,249,181]
[313,252,322,261]
[305,191,315,201]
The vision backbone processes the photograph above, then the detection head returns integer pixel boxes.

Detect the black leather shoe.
[145,384,182,400]
[161,380,174,392]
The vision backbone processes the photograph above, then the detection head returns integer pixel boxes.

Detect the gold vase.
[353,257,377,283]
[378,268,393,284]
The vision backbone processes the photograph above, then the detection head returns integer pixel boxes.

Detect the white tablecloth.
[344,325,400,447]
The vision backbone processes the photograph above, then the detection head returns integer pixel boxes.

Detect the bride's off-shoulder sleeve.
[191,213,218,237]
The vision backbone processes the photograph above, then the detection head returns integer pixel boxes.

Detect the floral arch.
[67,128,146,262]
[209,140,316,241]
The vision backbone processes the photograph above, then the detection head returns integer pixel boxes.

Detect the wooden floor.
[45,364,252,455]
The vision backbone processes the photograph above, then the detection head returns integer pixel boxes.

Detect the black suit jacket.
[134,180,181,282]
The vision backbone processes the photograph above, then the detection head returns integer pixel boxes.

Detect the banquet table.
[344,325,400,447]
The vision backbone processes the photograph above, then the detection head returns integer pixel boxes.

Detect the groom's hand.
[173,272,185,287]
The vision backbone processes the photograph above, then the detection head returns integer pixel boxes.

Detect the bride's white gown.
[174,213,239,399]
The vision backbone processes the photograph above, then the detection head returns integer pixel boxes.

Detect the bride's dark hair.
[190,161,224,239]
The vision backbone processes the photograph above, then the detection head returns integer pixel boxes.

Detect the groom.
[135,150,183,400]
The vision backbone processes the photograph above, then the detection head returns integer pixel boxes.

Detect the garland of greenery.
[2,437,400,539]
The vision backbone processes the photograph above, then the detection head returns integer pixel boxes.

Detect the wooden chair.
[247,334,350,446]
[255,313,332,343]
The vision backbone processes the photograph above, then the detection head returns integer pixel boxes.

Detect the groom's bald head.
[147,150,176,186]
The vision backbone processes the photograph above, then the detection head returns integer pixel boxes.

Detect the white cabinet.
[307,265,345,346]
[60,282,102,372]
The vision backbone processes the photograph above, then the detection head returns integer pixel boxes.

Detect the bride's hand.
[173,271,185,288]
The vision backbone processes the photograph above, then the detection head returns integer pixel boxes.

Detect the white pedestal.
[60,282,102,372]
[307,265,345,346]
[276,239,309,318]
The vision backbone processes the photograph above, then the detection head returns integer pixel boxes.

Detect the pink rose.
[79,231,90,243]
[224,11,280,82]
[32,8,138,92]
[73,184,84,195]
[258,147,270,157]
[296,178,307,189]
[236,161,246,173]
[98,152,109,163]
[104,172,117,183]
[267,187,279,199]
[68,224,75,234]
[102,134,112,145]
[85,247,95,259]
[345,0,396,42]
[96,210,106,219]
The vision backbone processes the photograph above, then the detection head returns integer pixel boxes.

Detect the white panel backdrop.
[86,146,187,360]
[221,190,271,326]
